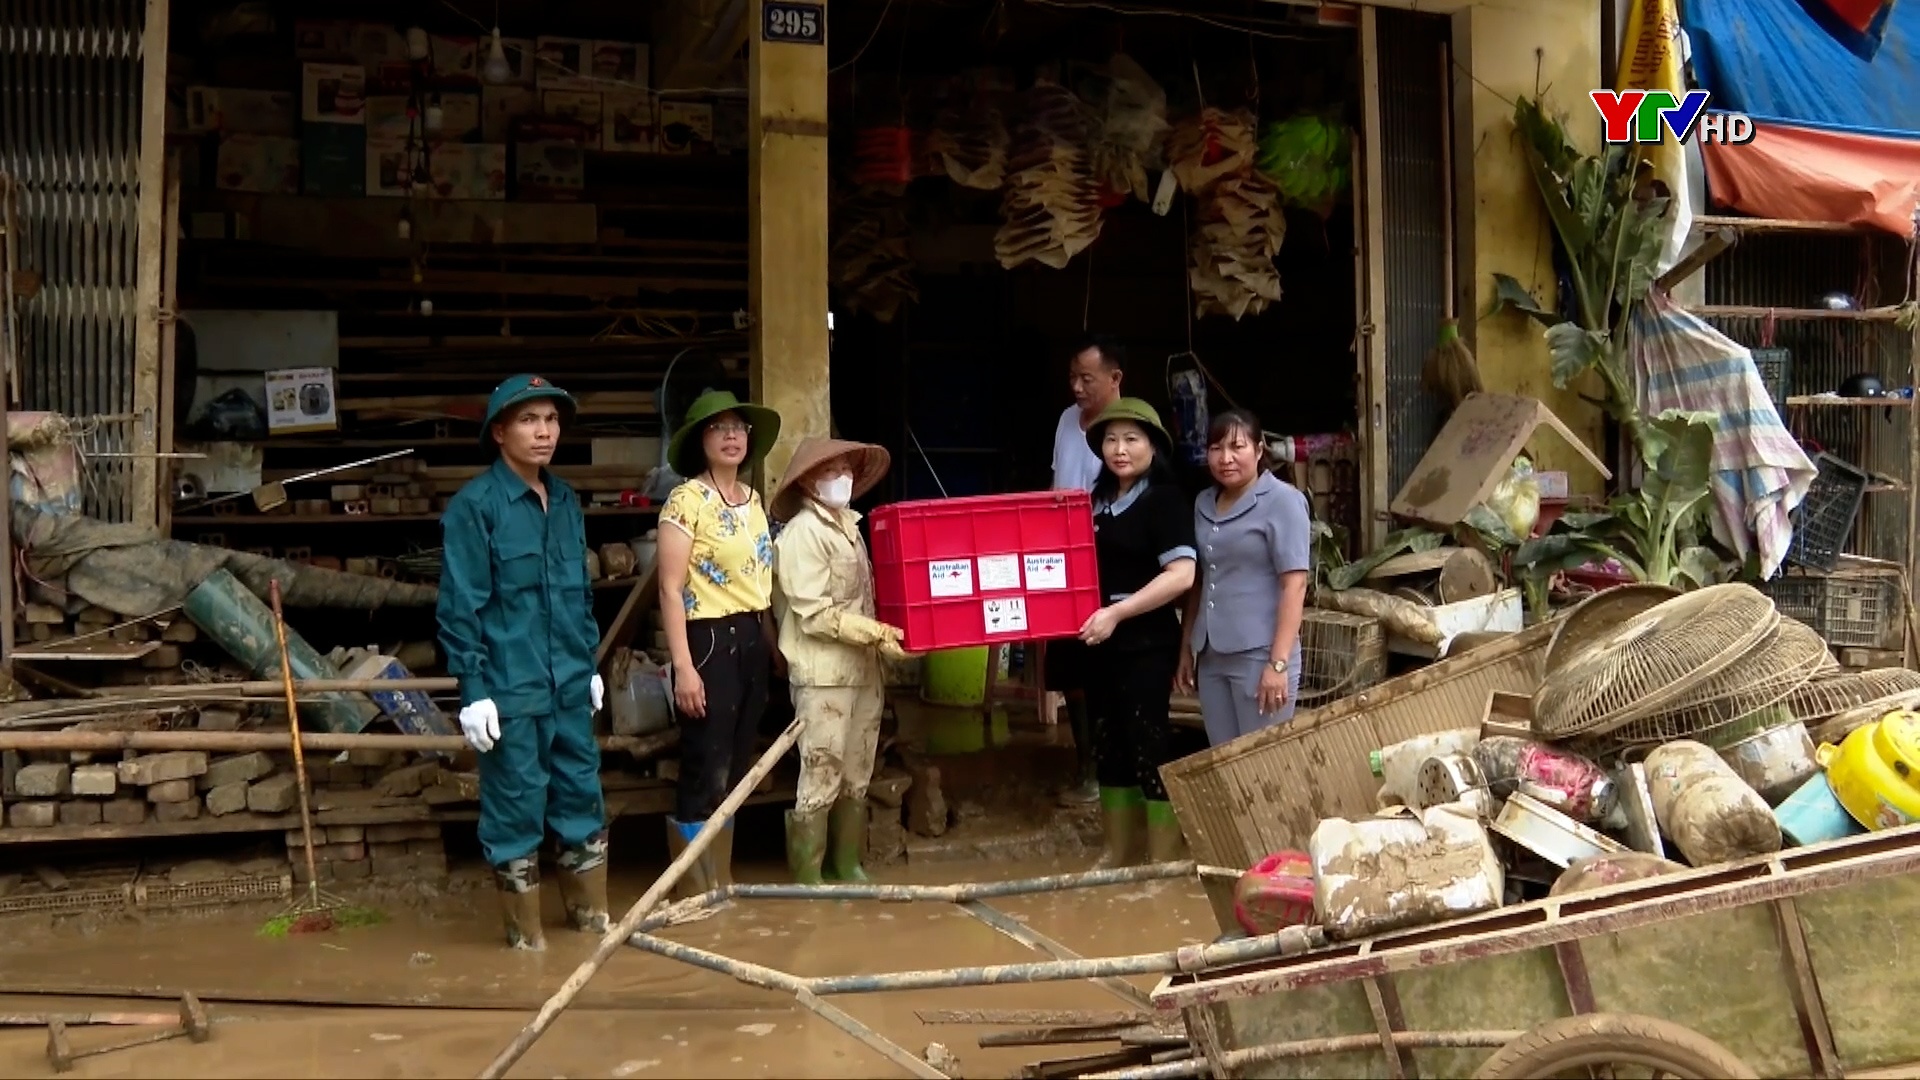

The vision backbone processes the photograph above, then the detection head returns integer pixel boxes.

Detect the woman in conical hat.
[769,436,906,884]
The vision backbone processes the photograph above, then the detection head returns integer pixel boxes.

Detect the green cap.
[480,374,576,455]
[1085,397,1174,458]
[666,389,781,478]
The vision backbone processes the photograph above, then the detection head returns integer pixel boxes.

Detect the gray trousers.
[1196,646,1300,748]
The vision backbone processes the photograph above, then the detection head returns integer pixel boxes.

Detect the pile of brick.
[3,750,301,829]
[285,821,447,885]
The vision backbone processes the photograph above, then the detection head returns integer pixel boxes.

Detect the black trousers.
[674,612,770,822]
[1085,643,1179,801]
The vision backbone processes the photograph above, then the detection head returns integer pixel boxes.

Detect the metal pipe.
[627,933,808,992]
[1083,1030,1524,1079]
[726,862,1196,904]
[476,716,804,1080]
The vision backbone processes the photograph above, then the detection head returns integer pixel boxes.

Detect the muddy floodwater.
[0,854,1213,1078]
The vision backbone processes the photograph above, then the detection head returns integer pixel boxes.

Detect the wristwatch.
[1269,657,1289,675]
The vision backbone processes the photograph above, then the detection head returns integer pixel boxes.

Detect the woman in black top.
[1076,398,1198,867]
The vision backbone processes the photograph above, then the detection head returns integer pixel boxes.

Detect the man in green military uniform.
[437,374,609,951]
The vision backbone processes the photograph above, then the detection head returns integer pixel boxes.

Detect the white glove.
[459,699,500,754]
[591,674,605,713]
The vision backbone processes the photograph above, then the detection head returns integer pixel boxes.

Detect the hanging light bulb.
[396,205,413,240]
[424,96,445,134]
[483,29,513,85]
[406,27,429,61]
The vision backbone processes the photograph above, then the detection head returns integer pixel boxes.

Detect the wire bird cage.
[1296,608,1386,706]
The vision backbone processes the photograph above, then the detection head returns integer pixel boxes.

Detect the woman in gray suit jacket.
[1175,410,1313,746]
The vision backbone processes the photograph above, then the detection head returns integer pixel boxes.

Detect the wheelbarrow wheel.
[1472,1012,1758,1079]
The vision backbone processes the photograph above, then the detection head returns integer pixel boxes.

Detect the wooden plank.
[597,563,660,668]
[1690,304,1902,322]
[748,0,832,484]
[198,271,744,298]
[11,641,159,662]
[914,1009,1150,1027]
[0,804,427,845]
[128,0,171,530]
[1357,7,1391,550]
[1693,214,1863,235]
[225,194,601,253]
[156,148,183,538]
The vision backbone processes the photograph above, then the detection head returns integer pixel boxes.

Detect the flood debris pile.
[1221,582,1920,946]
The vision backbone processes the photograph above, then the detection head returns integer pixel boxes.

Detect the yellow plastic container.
[1815,711,1920,831]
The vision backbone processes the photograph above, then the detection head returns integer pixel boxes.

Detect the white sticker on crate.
[1023,553,1067,590]
[983,596,1028,635]
[929,559,973,597]
[977,553,1021,591]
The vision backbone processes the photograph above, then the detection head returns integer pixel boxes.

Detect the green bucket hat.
[1086,397,1174,458]
[668,389,781,477]
[480,374,576,455]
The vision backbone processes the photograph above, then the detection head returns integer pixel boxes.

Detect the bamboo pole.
[476,716,804,1080]
[960,899,1153,1010]
[0,730,677,755]
[725,862,1196,904]
[93,677,456,697]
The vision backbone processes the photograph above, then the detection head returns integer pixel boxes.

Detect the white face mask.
[813,475,854,508]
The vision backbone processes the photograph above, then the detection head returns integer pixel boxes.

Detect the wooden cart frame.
[1136,825,1920,1079]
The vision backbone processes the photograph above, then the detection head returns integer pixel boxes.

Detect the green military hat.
[481,374,576,455]
[1086,397,1174,457]
[667,389,781,477]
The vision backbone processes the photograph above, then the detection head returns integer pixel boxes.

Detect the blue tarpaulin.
[1685,0,1919,135]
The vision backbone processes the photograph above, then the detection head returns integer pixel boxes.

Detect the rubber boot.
[1059,698,1100,806]
[556,833,611,933]
[664,817,715,902]
[1092,786,1147,870]
[493,856,547,951]
[826,797,871,883]
[785,808,829,885]
[1145,800,1190,864]
[711,821,736,890]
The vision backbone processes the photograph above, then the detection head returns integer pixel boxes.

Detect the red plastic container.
[1233,850,1314,935]
[869,491,1101,654]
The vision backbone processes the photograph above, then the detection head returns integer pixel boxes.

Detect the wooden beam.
[747,0,831,487]
[129,0,171,530]
[1357,7,1390,550]
[157,149,182,538]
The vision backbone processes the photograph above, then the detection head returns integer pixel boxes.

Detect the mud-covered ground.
[0,848,1214,1078]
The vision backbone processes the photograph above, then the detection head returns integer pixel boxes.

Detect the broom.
[258,577,385,937]
[1422,42,1483,408]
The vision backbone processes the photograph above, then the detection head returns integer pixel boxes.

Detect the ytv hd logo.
[1590,90,1756,146]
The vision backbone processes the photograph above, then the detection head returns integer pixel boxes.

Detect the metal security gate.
[1357,6,1449,546]
[0,0,162,524]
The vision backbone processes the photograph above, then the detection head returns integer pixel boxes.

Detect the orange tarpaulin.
[1701,119,1920,235]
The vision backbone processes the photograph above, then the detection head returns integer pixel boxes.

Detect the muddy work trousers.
[1085,644,1178,802]
[675,612,771,822]
[477,707,607,867]
[791,682,885,814]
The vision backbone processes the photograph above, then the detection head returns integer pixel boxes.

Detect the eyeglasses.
[708,421,752,436]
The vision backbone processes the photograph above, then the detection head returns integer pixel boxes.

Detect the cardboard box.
[542,89,602,129]
[590,41,648,89]
[535,36,594,89]
[435,92,482,140]
[427,143,507,200]
[186,87,296,135]
[293,19,350,59]
[480,33,536,85]
[482,85,535,141]
[513,140,587,200]
[302,62,367,124]
[430,34,478,83]
[301,124,366,197]
[346,22,405,66]
[657,100,714,154]
[364,95,414,141]
[601,90,656,152]
[265,368,339,434]
[215,134,300,194]
[365,138,417,197]
[337,653,457,740]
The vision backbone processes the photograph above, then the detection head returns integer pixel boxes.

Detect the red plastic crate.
[870,491,1101,653]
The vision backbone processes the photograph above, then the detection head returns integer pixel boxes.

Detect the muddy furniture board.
[1159,622,1550,874]
[1389,393,1611,526]
[1151,826,1920,1080]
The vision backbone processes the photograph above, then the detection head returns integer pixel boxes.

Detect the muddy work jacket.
[772,501,888,688]
[437,458,598,718]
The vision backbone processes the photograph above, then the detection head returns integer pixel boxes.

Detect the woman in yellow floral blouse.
[657,389,781,897]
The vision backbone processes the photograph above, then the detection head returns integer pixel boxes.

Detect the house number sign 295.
[763,1,825,44]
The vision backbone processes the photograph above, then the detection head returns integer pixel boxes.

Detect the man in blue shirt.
[437,375,608,951]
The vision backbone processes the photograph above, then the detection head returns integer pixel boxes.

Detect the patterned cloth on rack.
[1627,294,1815,579]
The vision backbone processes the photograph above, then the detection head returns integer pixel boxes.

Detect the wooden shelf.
[1693,214,1865,236]
[1690,304,1904,322]
[172,507,657,526]
[0,802,429,846]
[1783,396,1914,407]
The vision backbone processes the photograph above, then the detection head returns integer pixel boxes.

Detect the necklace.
[704,472,749,508]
